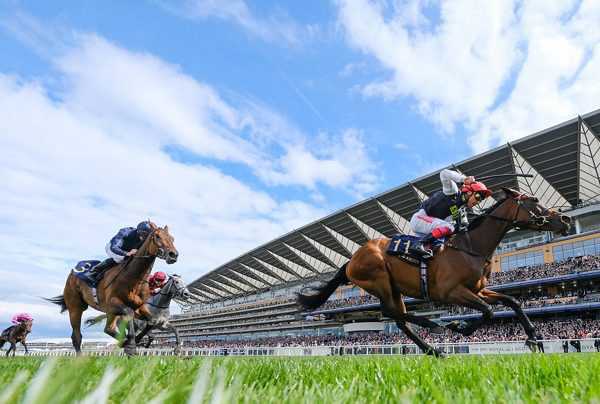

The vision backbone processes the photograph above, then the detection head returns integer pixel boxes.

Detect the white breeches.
[105,242,125,263]
[409,209,455,237]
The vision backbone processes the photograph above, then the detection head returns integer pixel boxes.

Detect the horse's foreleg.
[167,324,181,354]
[135,322,150,345]
[122,308,137,356]
[445,286,493,337]
[478,288,541,352]
[8,342,16,357]
[21,340,29,355]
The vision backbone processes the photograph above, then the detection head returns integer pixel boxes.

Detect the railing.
[7,339,599,357]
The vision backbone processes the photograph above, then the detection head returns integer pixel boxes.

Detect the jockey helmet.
[136,221,153,239]
[153,271,167,282]
[11,313,33,324]
[461,181,492,199]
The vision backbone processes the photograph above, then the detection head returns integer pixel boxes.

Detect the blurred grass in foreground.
[1,354,599,403]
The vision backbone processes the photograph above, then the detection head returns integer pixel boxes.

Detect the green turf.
[0,354,599,403]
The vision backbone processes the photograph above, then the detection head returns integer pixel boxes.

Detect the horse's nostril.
[168,251,178,259]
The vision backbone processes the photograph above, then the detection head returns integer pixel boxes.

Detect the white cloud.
[336,0,600,152]
[0,28,378,337]
[161,0,316,46]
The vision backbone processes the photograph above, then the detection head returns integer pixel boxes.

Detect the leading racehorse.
[298,188,571,356]
[47,224,178,355]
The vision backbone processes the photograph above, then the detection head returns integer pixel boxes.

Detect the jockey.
[88,221,154,279]
[409,169,492,257]
[148,271,167,295]
[11,313,33,325]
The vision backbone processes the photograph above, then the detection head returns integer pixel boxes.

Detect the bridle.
[486,195,554,230]
[449,194,555,260]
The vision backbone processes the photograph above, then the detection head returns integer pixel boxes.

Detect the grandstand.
[159,109,600,348]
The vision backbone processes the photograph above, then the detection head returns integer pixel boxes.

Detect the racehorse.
[298,188,571,356]
[47,224,178,355]
[0,320,32,357]
[85,274,191,354]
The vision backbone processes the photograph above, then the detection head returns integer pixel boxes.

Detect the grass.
[1,354,599,403]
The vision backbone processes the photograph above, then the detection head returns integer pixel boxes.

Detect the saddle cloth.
[386,234,421,259]
[72,260,101,288]
[385,234,445,301]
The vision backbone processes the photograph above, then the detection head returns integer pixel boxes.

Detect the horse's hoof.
[426,348,444,358]
[446,320,465,333]
[525,339,539,353]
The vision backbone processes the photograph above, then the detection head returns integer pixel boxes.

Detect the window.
[553,238,600,261]
[500,250,544,271]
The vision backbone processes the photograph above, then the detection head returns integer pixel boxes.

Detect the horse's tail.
[45,295,68,313]
[85,314,107,328]
[297,263,349,311]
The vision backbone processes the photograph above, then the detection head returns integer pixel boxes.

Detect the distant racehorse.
[0,320,33,357]
[298,188,571,356]
[47,224,179,355]
[86,274,191,353]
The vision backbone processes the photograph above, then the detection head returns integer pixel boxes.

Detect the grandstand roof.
[187,109,600,304]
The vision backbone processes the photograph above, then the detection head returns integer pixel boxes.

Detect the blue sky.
[1,0,599,339]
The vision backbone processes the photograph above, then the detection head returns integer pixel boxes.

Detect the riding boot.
[410,233,436,259]
[88,258,116,282]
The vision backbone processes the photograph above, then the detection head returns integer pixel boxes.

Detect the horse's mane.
[466,197,508,232]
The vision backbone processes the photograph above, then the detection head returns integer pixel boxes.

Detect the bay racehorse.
[47,224,178,355]
[298,188,571,356]
[0,320,33,356]
[85,274,191,354]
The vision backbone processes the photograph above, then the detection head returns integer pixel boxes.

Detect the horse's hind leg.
[355,263,442,357]
[445,286,493,337]
[478,288,541,352]
[8,342,16,357]
[68,309,84,354]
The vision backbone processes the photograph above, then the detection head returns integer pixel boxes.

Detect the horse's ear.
[148,221,158,230]
[500,187,522,198]
[164,225,169,232]
[492,189,508,201]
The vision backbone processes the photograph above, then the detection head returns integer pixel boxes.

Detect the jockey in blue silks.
[88,221,154,279]
[409,169,492,257]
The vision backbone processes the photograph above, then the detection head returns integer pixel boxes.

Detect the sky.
[1,0,599,340]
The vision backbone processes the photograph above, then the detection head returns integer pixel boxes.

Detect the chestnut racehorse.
[0,320,32,356]
[47,224,178,355]
[298,188,571,356]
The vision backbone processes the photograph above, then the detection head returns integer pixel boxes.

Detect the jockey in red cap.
[148,272,167,295]
[409,169,492,257]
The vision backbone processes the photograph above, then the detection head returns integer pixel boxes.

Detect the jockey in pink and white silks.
[409,169,492,257]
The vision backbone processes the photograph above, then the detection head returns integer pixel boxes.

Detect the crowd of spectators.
[153,318,600,349]
[488,255,600,285]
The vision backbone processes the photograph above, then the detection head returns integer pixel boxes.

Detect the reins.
[101,232,158,291]
[449,196,551,260]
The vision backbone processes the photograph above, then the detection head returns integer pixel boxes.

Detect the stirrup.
[410,243,433,259]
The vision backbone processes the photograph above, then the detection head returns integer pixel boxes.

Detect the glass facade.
[553,237,600,262]
[500,250,544,271]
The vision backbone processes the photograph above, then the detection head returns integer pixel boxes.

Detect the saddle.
[72,260,102,288]
[385,234,446,301]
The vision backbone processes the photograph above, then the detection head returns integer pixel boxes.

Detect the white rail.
[4,339,599,357]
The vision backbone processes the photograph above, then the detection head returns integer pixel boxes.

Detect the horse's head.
[495,188,571,236]
[147,225,179,264]
[168,274,192,300]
